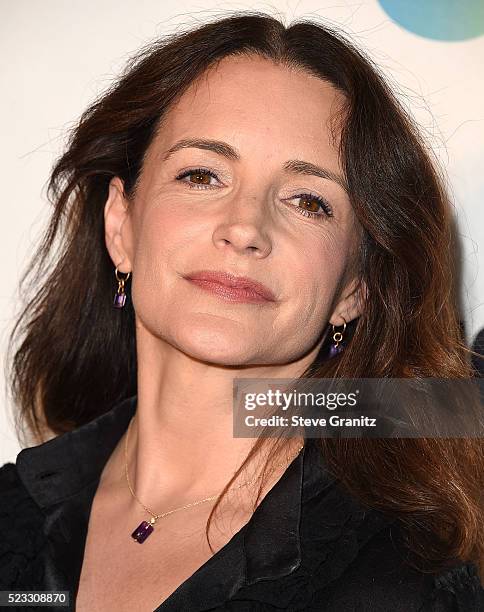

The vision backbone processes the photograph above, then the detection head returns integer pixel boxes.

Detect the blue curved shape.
[378,0,484,41]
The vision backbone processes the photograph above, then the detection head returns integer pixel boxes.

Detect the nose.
[212,194,272,258]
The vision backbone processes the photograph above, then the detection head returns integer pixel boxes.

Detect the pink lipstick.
[183,270,277,304]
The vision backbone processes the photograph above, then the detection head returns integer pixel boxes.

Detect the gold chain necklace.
[125,415,304,543]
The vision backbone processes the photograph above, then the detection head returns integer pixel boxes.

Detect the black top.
[1,395,483,611]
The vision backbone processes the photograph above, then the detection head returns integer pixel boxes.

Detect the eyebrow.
[161,138,348,193]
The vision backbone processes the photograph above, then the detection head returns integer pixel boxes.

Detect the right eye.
[175,167,221,189]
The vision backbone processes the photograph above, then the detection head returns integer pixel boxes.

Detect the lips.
[183,270,277,302]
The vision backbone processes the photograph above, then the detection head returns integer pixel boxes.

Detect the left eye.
[175,167,333,219]
[287,193,333,219]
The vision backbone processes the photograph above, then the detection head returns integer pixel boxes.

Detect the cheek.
[288,234,347,325]
[129,203,212,325]
[128,212,179,315]
[133,202,199,275]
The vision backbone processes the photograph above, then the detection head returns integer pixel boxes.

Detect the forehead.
[150,55,345,162]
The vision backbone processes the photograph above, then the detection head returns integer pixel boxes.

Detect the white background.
[1,0,483,464]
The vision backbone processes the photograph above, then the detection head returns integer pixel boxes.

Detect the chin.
[172,324,260,365]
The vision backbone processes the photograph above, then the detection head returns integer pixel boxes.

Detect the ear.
[329,277,367,327]
[104,176,134,273]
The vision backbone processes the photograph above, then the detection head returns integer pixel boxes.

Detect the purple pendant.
[328,342,345,358]
[131,520,154,543]
[113,292,126,308]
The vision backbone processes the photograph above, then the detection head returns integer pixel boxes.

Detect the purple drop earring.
[328,318,347,358]
[113,267,131,308]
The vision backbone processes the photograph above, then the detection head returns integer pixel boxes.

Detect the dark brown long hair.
[6,11,483,581]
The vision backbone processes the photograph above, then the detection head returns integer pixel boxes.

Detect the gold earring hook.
[331,317,347,345]
[115,267,131,282]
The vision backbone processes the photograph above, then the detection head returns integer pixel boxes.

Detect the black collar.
[15,395,338,610]
[17,396,138,508]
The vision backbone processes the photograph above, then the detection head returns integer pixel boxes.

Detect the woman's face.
[105,55,363,365]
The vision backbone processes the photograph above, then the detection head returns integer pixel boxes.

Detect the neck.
[101,321,318,514]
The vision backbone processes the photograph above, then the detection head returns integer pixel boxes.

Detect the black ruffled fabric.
[221,481,484,611]
[1,457,483,611]
[429,564,484,611]
[0,463,49,590]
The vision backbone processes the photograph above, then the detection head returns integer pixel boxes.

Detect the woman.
[1,11,483,611]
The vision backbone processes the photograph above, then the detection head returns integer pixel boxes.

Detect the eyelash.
[174,167,334,219]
